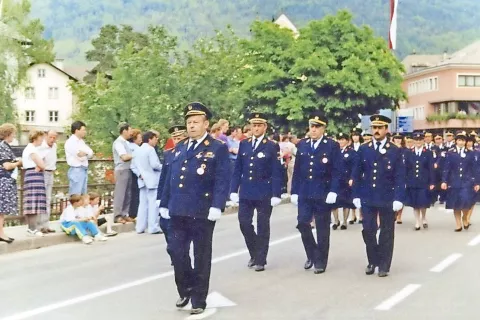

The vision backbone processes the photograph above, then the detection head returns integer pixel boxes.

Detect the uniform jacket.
[230,137,283,200]
[160,135,230,218]
[442,148,477,189]
[131,143,162,189]
[157,148,175,200]
[337,146,359,199]
[291,137,341,200]
[404,148,435,188]
[352,141,406,207]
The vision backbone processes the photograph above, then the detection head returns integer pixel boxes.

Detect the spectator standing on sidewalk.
[64,121,94,195]
[131,131,162,234]
[112,123,134,224]
[22,130,48,237]
[0,123,22,243]
[127,129,142,219]
[38,130,58,234]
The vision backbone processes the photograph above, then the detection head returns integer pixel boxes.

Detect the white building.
[14,61,79,144]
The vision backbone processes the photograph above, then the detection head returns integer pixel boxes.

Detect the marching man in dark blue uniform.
[159,102,230,315]
[291,112,341,274]
[230,112,283,272]
[352,114,406,277]
[157,125,187,264]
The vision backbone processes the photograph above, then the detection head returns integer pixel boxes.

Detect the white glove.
[270,197,282,207]
[208,207,222,221]
[159,207,170,219]
[393,201,403,212]
[230,193,239,203]
[325,192,337,204]
[156,200,160,207]
[291,194,298,206]
[353,198,361,209]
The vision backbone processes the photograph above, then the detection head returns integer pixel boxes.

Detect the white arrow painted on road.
[182,292,236,319]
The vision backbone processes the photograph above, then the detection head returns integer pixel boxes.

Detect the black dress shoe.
[378,271,389,277]
[314,267,325,274]
[415,227,421,231]
[423,223,428,229]
[365,264,376,275]
[455,227,463,232]
[175,296,190,308]
[304,259,313,270]
[349,218,357,225]
[255,265,265,272]
[247,258,255,268]
[340,225,347,230]
[0,237,14,244]
[332,223,339,230]
[190,308,205,315]
[358,220,363,224]
[396,221,403,224]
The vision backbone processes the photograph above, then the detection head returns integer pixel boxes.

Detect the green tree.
[243,10,406,133]
[0,0,54,122]
[84,24,149,83]
[73,26,180,153]
[176,27,248,123]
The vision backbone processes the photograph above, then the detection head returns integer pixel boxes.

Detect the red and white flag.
[389,0,399,50]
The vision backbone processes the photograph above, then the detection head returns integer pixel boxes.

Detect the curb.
[0,198,291,255]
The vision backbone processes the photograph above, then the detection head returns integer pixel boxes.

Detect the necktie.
[187,140,197,157]
[376,141,381,151]
[252,138,258,151]
[311,140,318,152]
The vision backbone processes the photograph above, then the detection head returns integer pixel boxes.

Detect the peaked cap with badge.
[169,125,187,137]
[184,102,213,120]
[308,111,328,126]
[370,114,391,126]
[248,112,268,124]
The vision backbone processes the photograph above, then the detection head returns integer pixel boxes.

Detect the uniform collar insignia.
[184,140,188,145]
[204,140,210,146]
[369,142,373,147]
[248,138,252,142]
[263,139,267,144]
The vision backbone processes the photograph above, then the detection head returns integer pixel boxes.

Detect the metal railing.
[4,159,115,226]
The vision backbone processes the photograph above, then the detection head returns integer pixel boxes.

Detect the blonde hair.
[217,119,229,127]
[28,130,44,143]
[131,129,142,141]
[88,192,100,201]
[0,123,16,140]
[210,123,221,134]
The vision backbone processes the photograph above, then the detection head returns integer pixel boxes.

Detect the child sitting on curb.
[86,192,118,237]
[59,194,108,244]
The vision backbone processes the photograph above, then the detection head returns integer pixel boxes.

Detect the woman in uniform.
[405,133,435,230]
[441,131,479,232]
[331,133,358,230]
[348,128,363,224]
[463,132,479,228]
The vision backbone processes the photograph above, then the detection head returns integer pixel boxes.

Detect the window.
[38,69,46,78]
[408,76,438,96]
[48,111,59,122]
[25,87,35,99]
[25,110,35,122]
[458,75,480,87]
[48,87,59,99]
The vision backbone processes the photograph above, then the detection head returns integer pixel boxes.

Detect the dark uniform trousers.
[361,205,396,272]
[238,199,273,266]
[159,217,174,262]
[297,198,331,269]
[170,216,215,310]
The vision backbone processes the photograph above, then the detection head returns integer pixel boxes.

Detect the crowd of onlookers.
[0,117,301,246]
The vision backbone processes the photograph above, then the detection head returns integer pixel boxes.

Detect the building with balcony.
[400,41,480,133]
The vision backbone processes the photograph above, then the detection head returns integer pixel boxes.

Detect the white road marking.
[374,284,421,311]
[430,253,462,273]
[0,233,300,320]
[468,234,480,246]
[186,308,217,320]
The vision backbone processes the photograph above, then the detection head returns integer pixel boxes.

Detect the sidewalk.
[0,196,290,255]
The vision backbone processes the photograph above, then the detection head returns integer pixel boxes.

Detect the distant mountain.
[31,0,480,62]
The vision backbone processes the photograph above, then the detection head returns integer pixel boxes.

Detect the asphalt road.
[0,203,479,320]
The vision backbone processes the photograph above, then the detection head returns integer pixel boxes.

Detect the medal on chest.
[197,163,206,175]
[257,152,265,158]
